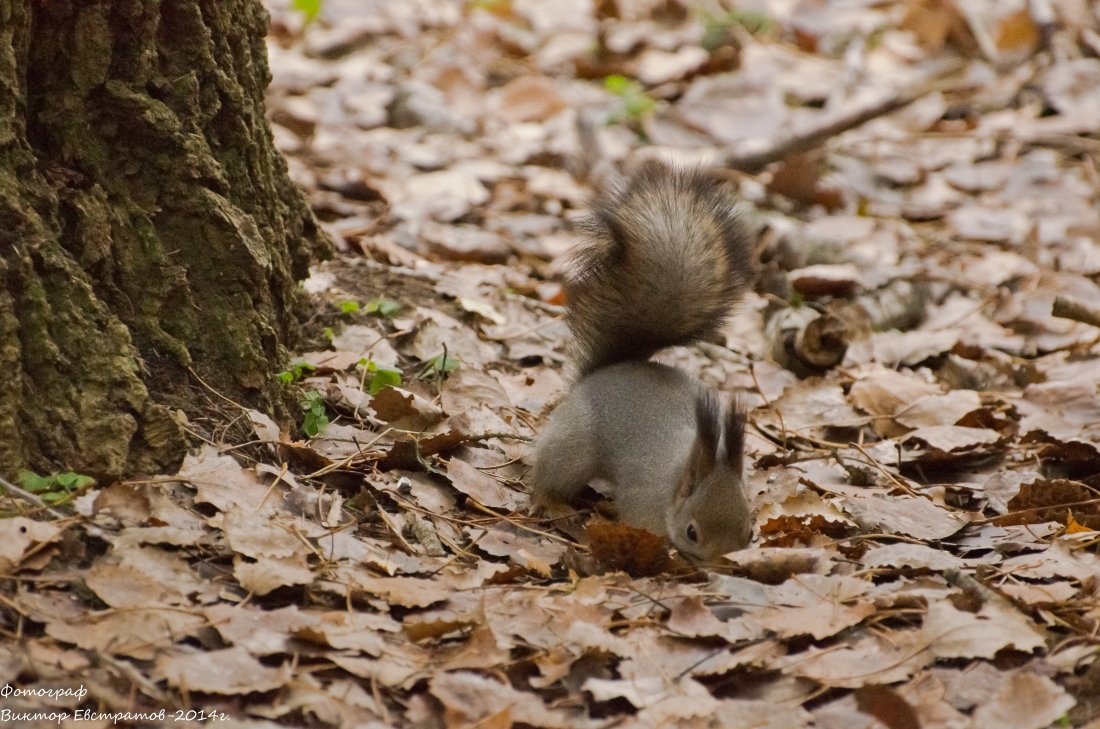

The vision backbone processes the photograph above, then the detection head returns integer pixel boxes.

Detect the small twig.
[722,70,961,173]
[482,313,566,342]
[474,455,526,471]
[0,475,68,519]
[968,496,1100,526]
[186,365,249,412]
[308,426,396,478]
[850,443,923,499]
[465,499,584,550]
[1052,295,1100,329]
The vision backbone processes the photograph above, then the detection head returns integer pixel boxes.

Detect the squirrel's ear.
[679,393,720,500]
[695,392,721,465]
[725,401,746,471]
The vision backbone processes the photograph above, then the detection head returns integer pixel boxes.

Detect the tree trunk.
[0,0,329,479]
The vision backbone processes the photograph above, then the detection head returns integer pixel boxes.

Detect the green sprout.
[365,298,402,318]
[604,75,656,125]
[701,8,774,49]
[468,0,511,13]
[292,0,323,25]
[301,391,330,437]
[360,358,403,395]
[14,470,95,503]
[418,352,461,380]
[277,361,316,384]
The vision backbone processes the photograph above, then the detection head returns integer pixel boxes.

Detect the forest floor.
[4,1,1100,727]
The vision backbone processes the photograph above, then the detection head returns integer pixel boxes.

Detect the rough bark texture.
[0,0,329,479]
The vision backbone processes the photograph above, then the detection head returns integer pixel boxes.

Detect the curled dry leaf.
[204,604,322,655]
[997,479,1100,529]
[235,555,315,596]
[789,263,864,298]
[475,524,566,576]
[446,457,521,511]
[370,386,444,429]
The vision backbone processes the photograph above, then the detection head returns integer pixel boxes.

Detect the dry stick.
[474,454,527,471]
[723,70,961,174]
[483,312,565,342]
[465,499,585,550]
[95,652,172,705]
[851,443,923,499]
[1052,295,1100,329]
[956,2,1002,64]
[386,491,564,563]
[754,422,851,450]
[749,362,790,446]
[186,365,249,412]
[308,426,396,478]
[968,496,1100,526]
[1074,533,1100,552]
[0,475,68,519]
[377,493,503,575]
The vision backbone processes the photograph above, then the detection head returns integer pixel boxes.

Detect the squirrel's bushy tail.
[566,160,756,376]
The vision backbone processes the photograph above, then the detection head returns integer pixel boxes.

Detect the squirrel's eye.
[686,523,699,543]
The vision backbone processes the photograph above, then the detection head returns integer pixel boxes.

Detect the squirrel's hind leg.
[530,396,600,512]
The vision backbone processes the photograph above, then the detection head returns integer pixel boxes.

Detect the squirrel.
[531,159,757,562]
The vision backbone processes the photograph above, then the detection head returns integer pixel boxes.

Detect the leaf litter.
[3,0,1100,727]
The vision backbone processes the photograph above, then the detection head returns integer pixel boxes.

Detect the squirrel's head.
[667,394,752,562]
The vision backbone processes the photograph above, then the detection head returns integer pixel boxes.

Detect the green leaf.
[303,410,329,437]
[301,391,330,437]
[17,470,51,493]
[701,8,775,49]
[365,298,401,318]
[468,0,510,12]
[277,362,316,384]
[292,0,323,24]
[731,9,774,35]
[604,74,630,95]
[15,469,94,497]
[338,299,361,314]
[368,367,403,395]
[419,353,461,379]
[55,472,94,490]
[603,75,655,123]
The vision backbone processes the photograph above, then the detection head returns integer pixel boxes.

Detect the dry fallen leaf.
[0,518,63,572]
[156,646,293,694]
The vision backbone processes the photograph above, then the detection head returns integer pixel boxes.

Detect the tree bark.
[0,0,329,479]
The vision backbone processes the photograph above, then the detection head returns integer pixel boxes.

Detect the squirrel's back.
[566,160,755,375]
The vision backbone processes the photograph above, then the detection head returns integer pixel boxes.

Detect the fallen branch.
[724,69,962,173]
